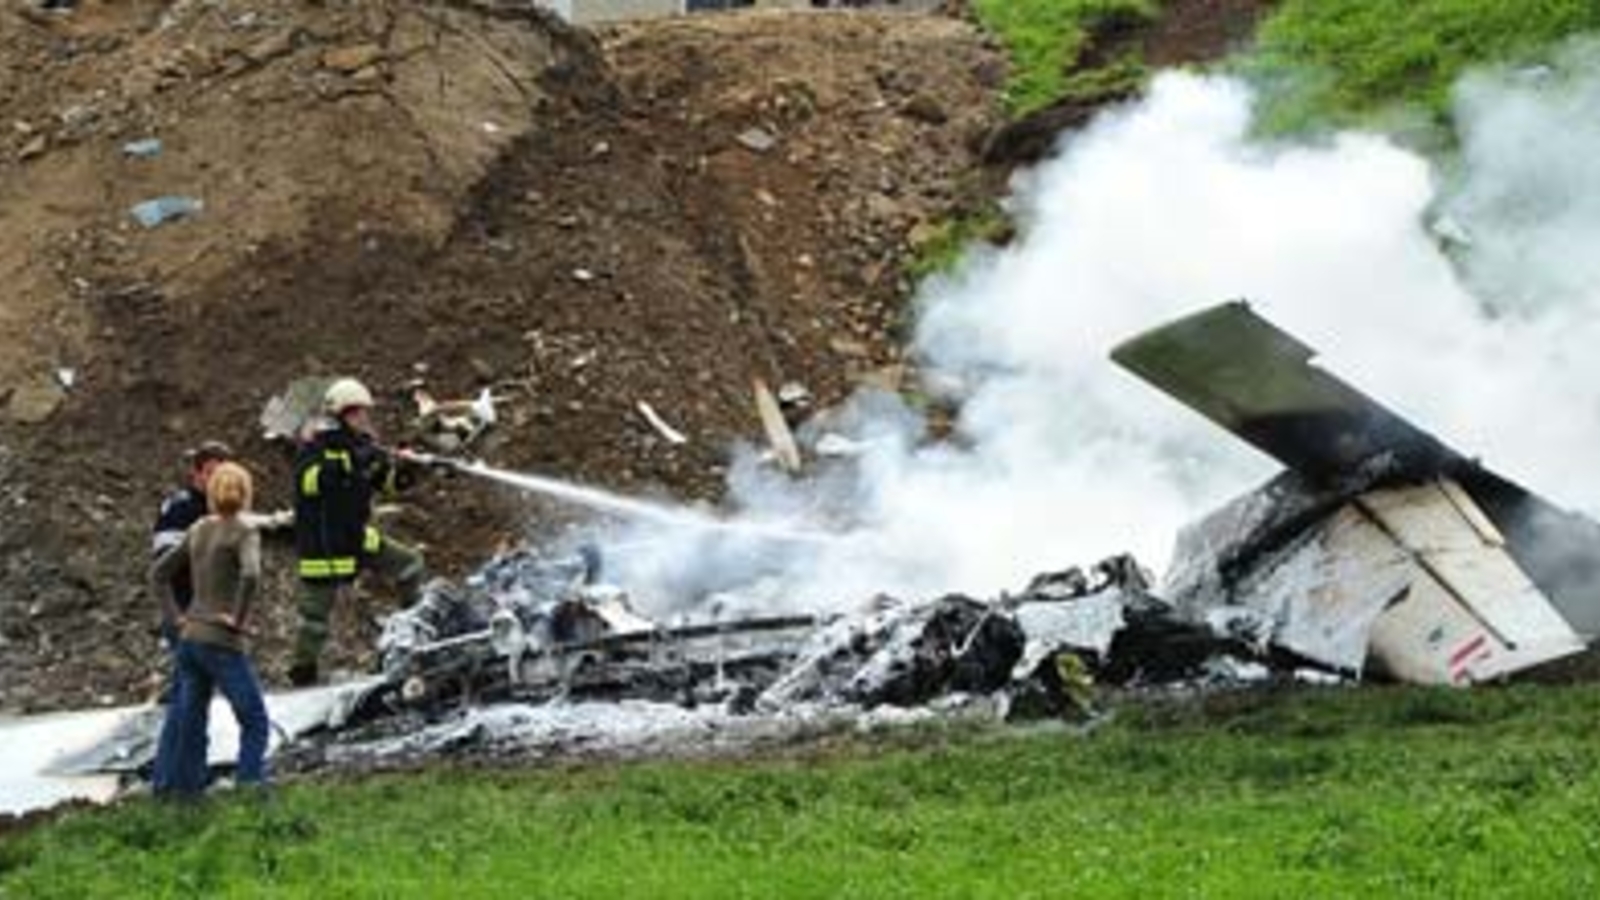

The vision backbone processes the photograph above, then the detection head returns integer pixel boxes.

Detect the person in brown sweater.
[149,461,270,795]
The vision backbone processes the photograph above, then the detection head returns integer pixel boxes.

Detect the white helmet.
[323,377,375,416]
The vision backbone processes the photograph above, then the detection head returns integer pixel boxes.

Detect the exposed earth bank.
[0,0,1006,711]
[0,0,1274,713]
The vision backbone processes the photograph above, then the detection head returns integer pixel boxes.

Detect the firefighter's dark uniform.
[152,486,207,639]
[289,424,425,684]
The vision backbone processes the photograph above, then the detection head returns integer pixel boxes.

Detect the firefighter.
[288,378,426,686]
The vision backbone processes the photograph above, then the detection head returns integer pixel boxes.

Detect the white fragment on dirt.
[736,127,778,153]
[18,134,47,161]
[636,400,688,445]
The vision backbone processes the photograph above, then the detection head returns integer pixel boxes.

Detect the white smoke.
[602,49,1600,616]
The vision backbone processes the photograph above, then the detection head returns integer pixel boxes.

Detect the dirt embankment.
[0,0,1004,711]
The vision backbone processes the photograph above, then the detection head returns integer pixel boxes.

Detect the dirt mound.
[0,1,1003,712]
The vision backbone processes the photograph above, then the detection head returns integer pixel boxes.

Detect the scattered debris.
[129,196,203,229]
[0,2,1005,720]
[636,401,688,446]
[367,547,1280,723]
[1,539,1309,817]
[753,378,803,473]
[775,381,813,416]
[409,384,498,453]
[258,376,335,442]
[120,138,162,159]
[735,127,779,154]
[17,134,47,162]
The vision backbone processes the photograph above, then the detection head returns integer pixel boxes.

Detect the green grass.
[1251,0,1600,133]
[906,205,1010,281]
[973,0,1158,115]
[8,685,1600,897]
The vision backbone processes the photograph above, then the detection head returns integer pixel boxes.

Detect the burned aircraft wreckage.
[1118,301,1600,683]
[338,299,1600,753]
[367,300,1600,724]
[17,302,1600,807]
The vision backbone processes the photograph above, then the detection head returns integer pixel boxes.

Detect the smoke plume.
[600,47,1600,616]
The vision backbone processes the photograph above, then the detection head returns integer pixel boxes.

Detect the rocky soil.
[0,0,1004,711]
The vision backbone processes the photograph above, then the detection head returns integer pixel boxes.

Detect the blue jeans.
[153,640,271,794]
[151,619,182,793]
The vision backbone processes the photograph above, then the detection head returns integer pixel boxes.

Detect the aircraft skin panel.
[1357,482,1584,662]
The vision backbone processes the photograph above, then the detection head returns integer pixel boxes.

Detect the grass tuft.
[1249,0,1600,133]
[973,0,1159,115]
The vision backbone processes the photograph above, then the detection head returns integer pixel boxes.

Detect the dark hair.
[185,440,233,470]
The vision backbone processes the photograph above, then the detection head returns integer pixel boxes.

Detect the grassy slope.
[906,1,1156,278]
[924,0,1600,273]
[7,686,1600,898]
[972,0,1157,116]
[1251,0,1600,131]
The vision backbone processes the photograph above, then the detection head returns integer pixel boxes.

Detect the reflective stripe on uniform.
[300,463,321,498]
[325,449,353,472]
[299,557,357,578]
[363,526,382,554]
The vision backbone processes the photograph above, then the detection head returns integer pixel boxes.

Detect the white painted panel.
[1367,578,1490,684]
[1362,481,1582,652]
[1232,505,1410,671]
[0,678,383,816]
[0,709,133,815]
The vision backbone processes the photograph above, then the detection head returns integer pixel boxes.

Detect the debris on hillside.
[363,546,1278,719]
[0,2,1005,714]
[14,298,1600,817]
[1116,301,1600,684]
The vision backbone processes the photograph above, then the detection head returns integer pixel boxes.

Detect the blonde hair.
[207,462,254,517]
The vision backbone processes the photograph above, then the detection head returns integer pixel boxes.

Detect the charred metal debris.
[354,548,1284,734]
[338,299,1600,743]
[28,301,1600,808]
